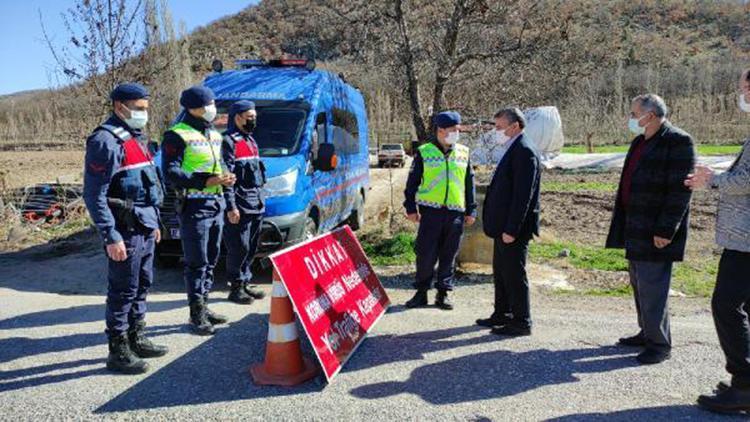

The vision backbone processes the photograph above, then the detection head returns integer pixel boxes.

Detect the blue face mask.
[628,115,647,135]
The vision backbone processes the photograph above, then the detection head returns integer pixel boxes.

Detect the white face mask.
[628,115,647,135]
[494,129,511,145]
[445,131,460,145]
[122,105,148,129]
[739,93,750,113]
[203,104,217,122]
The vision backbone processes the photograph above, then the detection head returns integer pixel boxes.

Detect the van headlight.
[264,168,298,198]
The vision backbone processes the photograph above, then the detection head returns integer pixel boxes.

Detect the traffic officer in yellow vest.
[162,86,236,335]
[83,83,167,374]
[222,100,267,304]
[403,111,477,310]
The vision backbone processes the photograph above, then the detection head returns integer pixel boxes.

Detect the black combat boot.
[189,298,216,336]
[204,293,228,325]
[106,331,149,374]
[228,281,254,305]
[128,320,168,358]
[405,290,429,308]
[243,283,266,300]
[435,290,454,310]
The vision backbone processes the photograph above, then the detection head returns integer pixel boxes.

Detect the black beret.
[110,83,149,101]
[434,111,461,129]
[180,85,215,109]
[229,100,255,117]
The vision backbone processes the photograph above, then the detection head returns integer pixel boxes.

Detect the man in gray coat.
[689,69,750,414]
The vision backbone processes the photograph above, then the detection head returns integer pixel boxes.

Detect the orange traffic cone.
[250,269,319,386]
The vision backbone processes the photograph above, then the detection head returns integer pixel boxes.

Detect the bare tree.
[39,0,193,140]
[139,0,194,137]
[316,0,585,141]
[41,0,145,102]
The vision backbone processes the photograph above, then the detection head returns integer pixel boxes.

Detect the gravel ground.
[0,155,739,421]
[0,256,742,421]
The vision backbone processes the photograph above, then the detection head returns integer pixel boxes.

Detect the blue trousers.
[179,200,224,303]
[224,213,263,284]
[414,207,465,291]
[106,226,156,334]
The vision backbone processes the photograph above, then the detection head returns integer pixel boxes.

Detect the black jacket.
[605,122,696,262]
[482,134,541,239]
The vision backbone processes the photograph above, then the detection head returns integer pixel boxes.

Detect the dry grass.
[0,150,84,189]
[0,166,93,253]
[0,201,94,254]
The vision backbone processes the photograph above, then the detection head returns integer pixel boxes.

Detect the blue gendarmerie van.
[156,58,369,264]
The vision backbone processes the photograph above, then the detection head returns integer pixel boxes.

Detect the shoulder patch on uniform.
[98,124,131,142]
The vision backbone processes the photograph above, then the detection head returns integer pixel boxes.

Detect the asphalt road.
[0,258,743,421]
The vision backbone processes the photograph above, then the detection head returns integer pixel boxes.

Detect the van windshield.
[215,107,307,157]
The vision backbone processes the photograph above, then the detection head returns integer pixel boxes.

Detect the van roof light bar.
[236,59,267,69]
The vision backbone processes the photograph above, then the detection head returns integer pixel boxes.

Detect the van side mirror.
[314,143,338,171]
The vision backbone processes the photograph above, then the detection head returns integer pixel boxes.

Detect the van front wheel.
[304,216,318,240]
[348,193,365,231]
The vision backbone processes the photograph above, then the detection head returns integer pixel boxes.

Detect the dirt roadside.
[0,151,722,295]
[0,150,84,190]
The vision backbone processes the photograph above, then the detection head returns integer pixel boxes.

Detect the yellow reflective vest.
[415,142,469,212]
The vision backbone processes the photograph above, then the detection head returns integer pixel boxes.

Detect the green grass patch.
[529,240,628,272]
[532,239,718,297]
[696,145,744,156]
[673,259,718,297]
[562,145,630,154]
[563,144,742,156]
[582,284,634,297]
[542,181,617,192]
[361,232,416,266]
[551,285,633,297]
[360,230,718,296]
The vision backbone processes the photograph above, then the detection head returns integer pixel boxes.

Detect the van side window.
[332,108,359,155]
[313,112,326,159]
